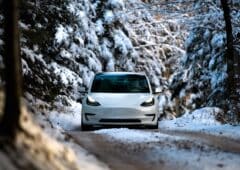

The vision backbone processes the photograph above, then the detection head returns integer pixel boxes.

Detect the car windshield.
[91,74,150,93]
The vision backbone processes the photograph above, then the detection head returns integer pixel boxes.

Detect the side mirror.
[153,87,162,94]
[77,87,87,103]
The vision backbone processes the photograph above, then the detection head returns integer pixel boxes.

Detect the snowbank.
[28,95,109,170]
[49,99,82,131]
[170,107,223,126]
[160,107,240,141]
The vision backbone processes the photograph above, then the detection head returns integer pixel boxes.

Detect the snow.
[95,20,104,35]
[64,142,110,170]
[107,0,124,9]
[38,95,240,170]
[2,0,240,169]
[50,62,83,87]
[210,71,227,89]
[211,33,225,48]
[95,128,181,143]
[60,49,72,59]
[160,121,240,141]
[55,24,69,44]
[19,21,30,30]
[203,29,211,40]
[21,47,46,66]
[28,94,110,170]
[93,106,240,170]
[81,67,95,87]
[22,59,32,75]
[101,39,113,60]
[49,99,82,131]
[151,145,240,170]
[113,29,133,56]
[171,107,223,125]
[160,107,240,141]
[46,0,240,143]
[106,59,115,71]
[104,10,115,24]
[94,107,240,144]
[88,56,102,71]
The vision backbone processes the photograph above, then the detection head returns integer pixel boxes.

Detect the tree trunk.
[0,0,23,138]
[220,0,239,119]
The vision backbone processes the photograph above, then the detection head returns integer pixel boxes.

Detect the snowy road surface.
[50,105,240,170]
[69,128,240,170]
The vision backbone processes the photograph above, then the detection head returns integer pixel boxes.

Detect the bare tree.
[220,0,240,119]
[0,0,23,137]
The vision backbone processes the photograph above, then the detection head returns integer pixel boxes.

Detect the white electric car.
[81,72,160,130]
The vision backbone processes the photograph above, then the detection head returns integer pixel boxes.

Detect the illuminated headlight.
[86,96,101,106]
[141,97,155,107]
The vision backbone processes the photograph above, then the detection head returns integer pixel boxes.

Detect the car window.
[91,74,150,93]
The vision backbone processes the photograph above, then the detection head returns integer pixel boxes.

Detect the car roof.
[96,72,146,76]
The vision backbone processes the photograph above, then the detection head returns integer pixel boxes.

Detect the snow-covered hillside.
[0,0,240,121]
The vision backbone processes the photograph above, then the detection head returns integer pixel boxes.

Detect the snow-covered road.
[47,102,240,170]
[69,128,240,170]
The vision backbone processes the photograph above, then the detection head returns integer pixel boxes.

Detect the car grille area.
[99,119,141,123]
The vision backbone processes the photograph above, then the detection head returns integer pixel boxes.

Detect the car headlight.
[86,96,101,106]
[141,97,155,107]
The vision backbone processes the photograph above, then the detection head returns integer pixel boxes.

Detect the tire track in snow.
[158,129,240,154]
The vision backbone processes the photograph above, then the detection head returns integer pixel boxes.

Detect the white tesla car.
[81,72,160,130]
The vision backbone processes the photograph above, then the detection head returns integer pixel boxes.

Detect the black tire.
[147,123,158,129]
[81,115,93,131]
[81,124,92,131]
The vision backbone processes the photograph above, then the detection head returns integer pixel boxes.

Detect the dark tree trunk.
[0,0,22,137]
[221,0,234,58]
[220,0,239,119]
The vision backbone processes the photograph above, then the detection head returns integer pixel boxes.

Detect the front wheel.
[81,124,92,131]
[147,123,158,129]
[81,116,93,131]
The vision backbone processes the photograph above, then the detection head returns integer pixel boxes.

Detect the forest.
[0,0,240,170]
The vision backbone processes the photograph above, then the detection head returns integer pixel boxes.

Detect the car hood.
[88,93,153,107]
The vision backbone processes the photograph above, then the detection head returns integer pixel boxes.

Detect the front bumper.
[82,105,158,126]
